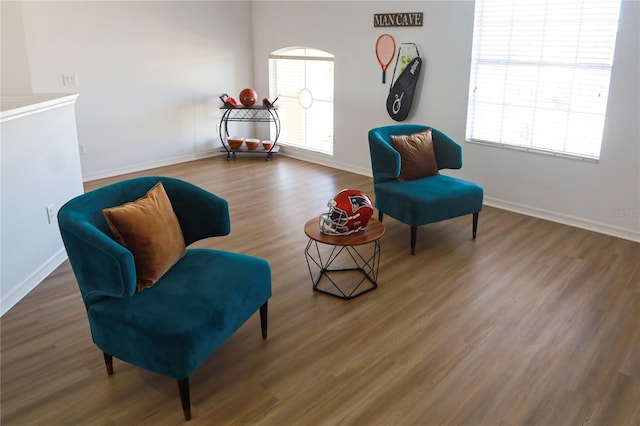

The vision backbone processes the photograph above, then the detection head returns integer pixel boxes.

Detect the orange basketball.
[239,88,257,106]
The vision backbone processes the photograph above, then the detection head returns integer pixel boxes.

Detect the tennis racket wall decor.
[375,34,396,84]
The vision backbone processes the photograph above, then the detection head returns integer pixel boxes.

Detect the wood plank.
[2,155,639,425]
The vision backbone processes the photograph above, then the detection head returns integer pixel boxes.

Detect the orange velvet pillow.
[103,182,186,291]
[390,128,439,181]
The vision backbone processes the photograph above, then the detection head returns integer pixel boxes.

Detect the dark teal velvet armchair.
[57,176,271,421]
[368,125,484,254]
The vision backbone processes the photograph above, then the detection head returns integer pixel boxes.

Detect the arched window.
[269,47,334,155]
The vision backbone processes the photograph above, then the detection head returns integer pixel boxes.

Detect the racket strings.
[376,34,396,83]
[376,38,395,65]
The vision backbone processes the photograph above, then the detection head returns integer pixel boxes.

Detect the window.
[466,0,621,160]
[269,47,334,155]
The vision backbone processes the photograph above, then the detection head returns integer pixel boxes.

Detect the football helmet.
[319,189,374,235]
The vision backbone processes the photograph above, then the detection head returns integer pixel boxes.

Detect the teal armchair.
[57,176,271,421]
[368,125,484,254]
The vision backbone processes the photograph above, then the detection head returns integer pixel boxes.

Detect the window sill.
[466,139,600,164]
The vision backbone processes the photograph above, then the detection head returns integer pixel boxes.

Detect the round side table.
[304,217,384,300]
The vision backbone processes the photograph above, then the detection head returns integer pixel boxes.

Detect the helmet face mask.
[319,189,373,235]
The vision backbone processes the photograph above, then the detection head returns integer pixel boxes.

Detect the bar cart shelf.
[219,105,281,161]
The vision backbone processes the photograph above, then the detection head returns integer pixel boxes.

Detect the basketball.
[239,88,257,106]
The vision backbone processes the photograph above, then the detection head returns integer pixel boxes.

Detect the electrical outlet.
[62,74,78,87]
[46,204,56,224]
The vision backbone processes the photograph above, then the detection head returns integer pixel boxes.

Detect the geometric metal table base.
[303,217,384,300]
[305,239,380,300]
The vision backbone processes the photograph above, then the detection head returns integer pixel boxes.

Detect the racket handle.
[382,72,386,84]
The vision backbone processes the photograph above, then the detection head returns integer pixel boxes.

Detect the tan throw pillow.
[103,182,186,291]
[390,128,439,181]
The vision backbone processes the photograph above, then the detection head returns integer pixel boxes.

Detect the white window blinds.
[269,48,334,155]
[466,0,621,160]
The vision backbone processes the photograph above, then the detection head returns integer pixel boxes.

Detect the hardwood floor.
[2,155,639,425]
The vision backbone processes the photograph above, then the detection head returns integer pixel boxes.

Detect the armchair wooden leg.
[472,212,479,239]
[410,226,417,255]
[378,211,384,222]
[177,378,191,421]
[260,301,268,340]
[103,352,113,376]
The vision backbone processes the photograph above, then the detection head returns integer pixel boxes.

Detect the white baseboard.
[83,146,371,184]
[82,148,638,243]
[484,196,640,243]
[279,147,372,177]
[82,150,220,182]
[281,151,639,243]
[1,249,68,317]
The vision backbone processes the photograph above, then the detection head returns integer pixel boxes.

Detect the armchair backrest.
[58,176,230,306]
[368,125,463,184]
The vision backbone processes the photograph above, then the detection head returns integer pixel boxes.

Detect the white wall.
[2,1,638,240]
[1,1,32,93]
[1,95,84,316]
[252,1,639,241]
[3,1,255,180]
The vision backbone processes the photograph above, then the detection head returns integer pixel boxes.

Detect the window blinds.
[269,48,334,155]
[466,0,621,160]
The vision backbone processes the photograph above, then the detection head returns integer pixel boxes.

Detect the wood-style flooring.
[2,155,639,425]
